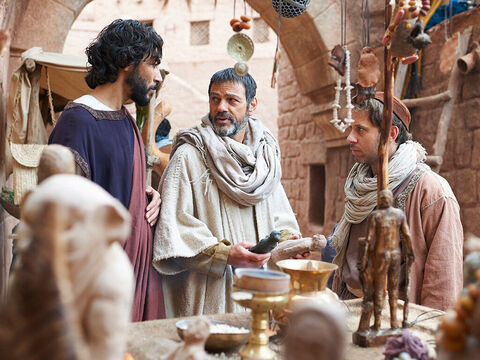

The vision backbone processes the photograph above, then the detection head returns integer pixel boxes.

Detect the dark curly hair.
[85,19,163,89]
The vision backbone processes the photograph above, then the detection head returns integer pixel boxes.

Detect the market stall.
[126,299,442,360]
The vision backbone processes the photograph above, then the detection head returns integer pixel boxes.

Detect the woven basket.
[10,143,46,205]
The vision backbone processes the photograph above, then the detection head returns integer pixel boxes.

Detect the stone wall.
[279,6,480,239]
[411,8,480,236]
[63,0,279,135]
[277,50,328,237]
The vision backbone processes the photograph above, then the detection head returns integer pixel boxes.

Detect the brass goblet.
[275,259,339,326]
[233,269,290,360]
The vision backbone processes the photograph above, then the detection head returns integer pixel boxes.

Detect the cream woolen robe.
[152,143,300,318]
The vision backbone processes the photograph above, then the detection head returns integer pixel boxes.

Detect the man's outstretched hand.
[228,242,270,268]
[145,185,161,227]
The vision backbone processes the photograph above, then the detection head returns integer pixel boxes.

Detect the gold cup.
[233,269,290,360]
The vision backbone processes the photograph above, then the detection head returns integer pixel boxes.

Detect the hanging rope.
[361,0,370,47]
[271,1,283,88]
[341,0,347,47]
[330,0,353,132]
[46,67,57,127]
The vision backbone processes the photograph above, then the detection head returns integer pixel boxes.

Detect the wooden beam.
[402,91,451,108]
[432,27,472,170]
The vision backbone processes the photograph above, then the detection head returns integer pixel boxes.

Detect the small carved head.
[378,189,393,209]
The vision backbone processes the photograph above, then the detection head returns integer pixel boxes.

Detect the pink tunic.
[124,114,166,321]
[335,166,463,310]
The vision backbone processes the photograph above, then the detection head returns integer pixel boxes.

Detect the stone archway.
[0,0,92,297]
[0,0,357,293]
[0,0,383,292]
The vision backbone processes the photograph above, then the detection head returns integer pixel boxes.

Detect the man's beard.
[209,111,249,137]
[126,66,159,106]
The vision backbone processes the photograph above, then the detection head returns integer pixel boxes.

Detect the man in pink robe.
[328,93,463,311]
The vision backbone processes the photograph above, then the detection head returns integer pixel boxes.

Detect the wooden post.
[0,0,16,302]
[145,98,156,187]
[377,0,394,195]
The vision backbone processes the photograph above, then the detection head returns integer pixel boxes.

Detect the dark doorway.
[309,164,325,226]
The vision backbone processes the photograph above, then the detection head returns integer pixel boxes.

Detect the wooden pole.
[377,0,394,195]
[0,0,16,302]
[145,96,156,187]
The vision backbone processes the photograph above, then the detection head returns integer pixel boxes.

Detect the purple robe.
[49,102,165,321]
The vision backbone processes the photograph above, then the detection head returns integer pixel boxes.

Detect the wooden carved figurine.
[383,0,432,64]
[353,190,415,347]
[284,302,346,360]
[163,318,210,360]
[358,47,381,89]
[1,174,134,360]
[37,144,76,183]
[269,234,326,270]
[354,47,381,104]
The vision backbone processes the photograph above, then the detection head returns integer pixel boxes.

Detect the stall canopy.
[4,47,168,207]
[4,47,91,182]
[24,46,91,101]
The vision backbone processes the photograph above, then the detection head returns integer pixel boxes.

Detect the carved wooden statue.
[1,174,134,360]
[269,234,326,271]
[37,144,76,183]
[163,318,210,360]
[284,302,346,360]
[353,190,415,347]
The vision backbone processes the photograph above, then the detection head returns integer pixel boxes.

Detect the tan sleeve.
[173,239,232,279]
[420,196,463,310]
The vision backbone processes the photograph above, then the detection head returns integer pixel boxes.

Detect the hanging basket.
[9,142,46,205]
[272,0,311,18]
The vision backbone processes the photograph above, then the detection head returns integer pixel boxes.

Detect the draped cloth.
[126,113,166,321]
[171,115,281,206]
[331,140,427,253]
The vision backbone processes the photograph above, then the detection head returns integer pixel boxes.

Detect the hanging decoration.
[230,0,252,32]
[270,0,312,87]
[355,0,381,104]
[329,0,354,133]
[382,0,432,65]
[227,0,254,77]
[272,0,311,18]
[227,34,254,77]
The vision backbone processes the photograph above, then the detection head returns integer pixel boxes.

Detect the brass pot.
[275,259,339,325]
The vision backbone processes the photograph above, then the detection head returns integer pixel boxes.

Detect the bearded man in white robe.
[153,68,300,317]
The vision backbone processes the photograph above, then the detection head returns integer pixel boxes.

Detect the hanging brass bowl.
[227,33,254,63]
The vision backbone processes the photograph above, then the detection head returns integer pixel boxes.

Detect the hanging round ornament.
[227,33,254,77]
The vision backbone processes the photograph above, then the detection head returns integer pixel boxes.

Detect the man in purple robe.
[49,19,165,321]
